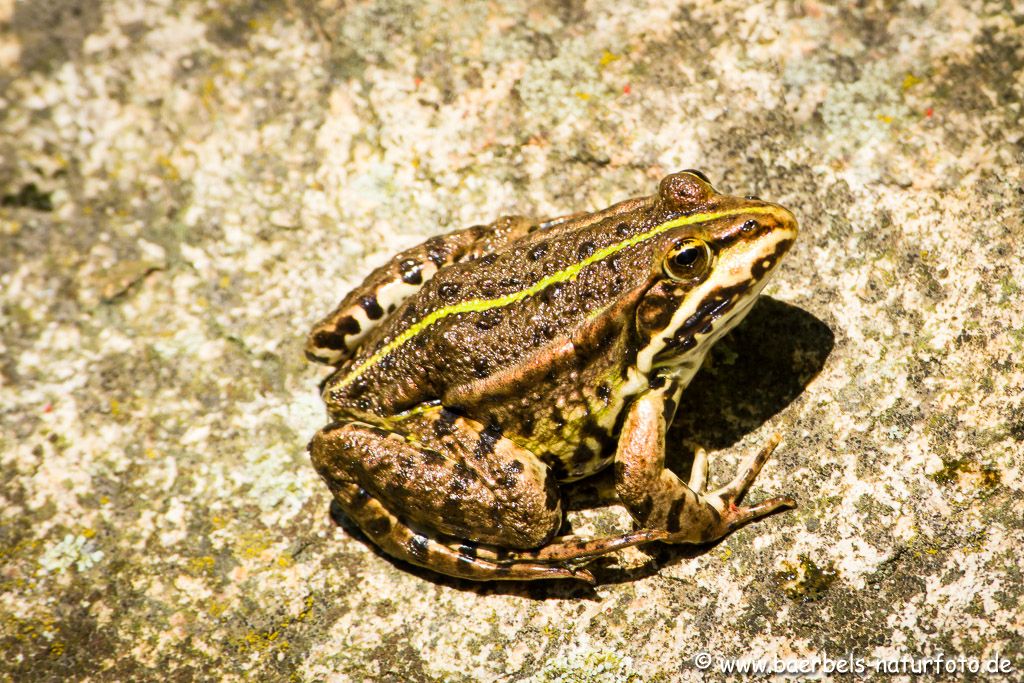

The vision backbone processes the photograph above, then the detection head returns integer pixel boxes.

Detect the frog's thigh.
[311,414,565,547]
[613,390,796,544]
[309,419,591,582]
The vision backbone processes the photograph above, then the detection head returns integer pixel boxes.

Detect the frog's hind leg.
[468,528,669,565]
[704,433,797,529]
[310,416,623,582]
[321,473,596,582]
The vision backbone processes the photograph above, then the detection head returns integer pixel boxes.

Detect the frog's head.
[632,170,798,379]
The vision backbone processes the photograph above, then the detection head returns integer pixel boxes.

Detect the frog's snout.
[774,205,799,239]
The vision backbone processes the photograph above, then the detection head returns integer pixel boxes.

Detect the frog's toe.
[710,432,783,504]
[720,496,797,533]
[687,445,709,493]
[705,434,795,530]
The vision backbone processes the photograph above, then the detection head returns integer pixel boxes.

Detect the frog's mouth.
[660,281,761,357]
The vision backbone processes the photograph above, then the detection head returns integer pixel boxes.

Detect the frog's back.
[324,199,667,421]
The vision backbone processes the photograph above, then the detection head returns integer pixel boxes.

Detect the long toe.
[726,496,798,531]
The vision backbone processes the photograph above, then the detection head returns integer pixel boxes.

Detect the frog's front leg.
[614,390,796,544]
[309,410,662,582]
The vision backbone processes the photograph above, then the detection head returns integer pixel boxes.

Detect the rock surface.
[1,1,1021,681]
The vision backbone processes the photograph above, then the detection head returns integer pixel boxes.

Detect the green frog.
[306,171,798,582]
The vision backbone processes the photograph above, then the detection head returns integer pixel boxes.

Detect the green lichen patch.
[930,457,1001,490]
[775,555,840,603]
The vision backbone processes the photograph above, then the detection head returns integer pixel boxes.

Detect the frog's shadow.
[331,297,834,599]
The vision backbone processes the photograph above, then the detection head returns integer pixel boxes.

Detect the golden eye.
[664,239,713,282]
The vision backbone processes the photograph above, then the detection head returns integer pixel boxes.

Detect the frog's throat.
[333,205,788,391]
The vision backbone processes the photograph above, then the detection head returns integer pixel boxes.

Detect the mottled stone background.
[1,0,1022,681]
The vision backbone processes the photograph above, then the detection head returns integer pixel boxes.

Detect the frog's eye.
[664,239,713,282]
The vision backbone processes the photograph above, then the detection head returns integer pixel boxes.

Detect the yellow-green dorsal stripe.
[335,205,782,390]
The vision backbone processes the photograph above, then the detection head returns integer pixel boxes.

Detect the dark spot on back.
[449,475,469,494]
[312,328,350,351]
[596,383,611,401]
[426,237,447,267]
[359,295,384,320]
[399,258,424,285]
[475,309,503,330]
[423,449,446,465]
[577,241,596,259]
[480,253,498,266]
[541,283,564,305]
[441,497,467,528]
[528,243,548,261]
[497,460,524,489]
[438,282,461,301]
[615,222,630,237]
[473,357,490,378]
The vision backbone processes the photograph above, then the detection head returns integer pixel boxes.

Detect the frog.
[306,170,799,583]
